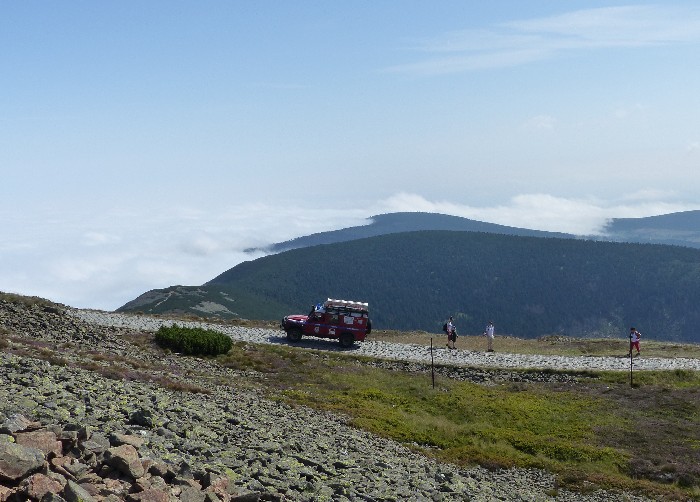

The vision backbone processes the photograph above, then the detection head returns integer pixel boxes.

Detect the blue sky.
[2,1,700,310]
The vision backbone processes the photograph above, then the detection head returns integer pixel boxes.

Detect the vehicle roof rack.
[324,298,369,311]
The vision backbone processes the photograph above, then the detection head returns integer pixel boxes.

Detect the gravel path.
[72,309,700,372]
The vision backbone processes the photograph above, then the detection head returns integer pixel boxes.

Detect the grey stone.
[0,413,34,434]
[80,432,110,454]
[64,479,96,502]
[15,429,63,457]
[40,493,69,502]
[229,492,261,502]
[103,444,145,479]
[130,408,157,428]
[179,485,207,502]
[64,460,90,479]
[109,432,145,448]
[204,492,222,502]
[0,441,44,481]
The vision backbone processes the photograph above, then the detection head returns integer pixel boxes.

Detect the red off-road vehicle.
[281,298,372,348]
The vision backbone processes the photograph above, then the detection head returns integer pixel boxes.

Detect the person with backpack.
[444,316,456,349]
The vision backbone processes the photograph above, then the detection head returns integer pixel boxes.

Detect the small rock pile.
[0,413,261,502]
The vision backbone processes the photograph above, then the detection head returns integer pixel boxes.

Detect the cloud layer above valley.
[2,192,694,311]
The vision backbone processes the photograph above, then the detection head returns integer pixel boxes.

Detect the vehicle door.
[307,309,340,339]
[303,310,325,336]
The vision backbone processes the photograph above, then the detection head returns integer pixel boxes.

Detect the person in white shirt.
[446,317,456,349]
[484,321,495,352]
[629,327,641,356]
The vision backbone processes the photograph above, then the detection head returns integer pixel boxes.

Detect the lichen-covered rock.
[20,473,65,500]
[103,444,146,479]
[0,413,38,434]
[126,488,171,502]
[63,479,96,502]
[14,429,63,457]
[0,441,44,481]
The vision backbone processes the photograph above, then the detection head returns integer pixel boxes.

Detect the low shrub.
[155,324,232,356]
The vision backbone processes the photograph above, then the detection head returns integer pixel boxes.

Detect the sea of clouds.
[0,192,693,311]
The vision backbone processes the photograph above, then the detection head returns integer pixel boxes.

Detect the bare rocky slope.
[0,297,656,501]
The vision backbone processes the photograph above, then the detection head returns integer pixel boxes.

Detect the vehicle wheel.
[339,332,355,348]
[287,329,302,342]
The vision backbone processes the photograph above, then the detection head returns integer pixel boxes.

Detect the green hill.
[119,231,700,342]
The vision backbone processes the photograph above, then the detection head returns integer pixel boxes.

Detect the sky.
[2,1,700,310]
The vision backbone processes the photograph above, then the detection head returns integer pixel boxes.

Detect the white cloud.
[523,114,557,130]
[388,5,700,75]
[376,192,695,235]
[375,192,607,234]
[179,234,222,257]
[0,202,372,310]
[385,49,547,75]
[82,232,121,246]
[620,189,677,202]
[612,103,644,120]
[506,6,700,46]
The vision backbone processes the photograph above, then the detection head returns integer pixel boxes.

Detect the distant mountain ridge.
[602,210,700,248]
[248,210,700,255]
[247,212,574,253]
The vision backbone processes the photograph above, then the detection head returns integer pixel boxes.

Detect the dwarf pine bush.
[155,324,232,356]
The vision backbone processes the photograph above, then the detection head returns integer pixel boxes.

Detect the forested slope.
[194,231,700,341]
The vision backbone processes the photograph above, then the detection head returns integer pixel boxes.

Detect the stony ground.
[0,299,669,501]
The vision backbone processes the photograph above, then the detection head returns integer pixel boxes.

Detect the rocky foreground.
[0,298,658,501]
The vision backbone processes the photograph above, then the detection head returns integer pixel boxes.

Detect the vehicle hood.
[285,314,308,322]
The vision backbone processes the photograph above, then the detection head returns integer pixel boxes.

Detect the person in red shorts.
[629,327,642,356]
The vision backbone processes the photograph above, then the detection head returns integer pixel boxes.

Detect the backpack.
[442,323,448,332]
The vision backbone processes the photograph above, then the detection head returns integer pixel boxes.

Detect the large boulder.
[0,441,45,481]
[19,473,65,500]
[15,429,63,457]
[0,413,39,435]
[64,479,96,502]
[103,444,145,479]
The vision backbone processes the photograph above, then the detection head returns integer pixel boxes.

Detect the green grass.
[217,343,700,499]
[285,364,626,471]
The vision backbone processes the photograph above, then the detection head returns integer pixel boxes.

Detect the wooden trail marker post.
[430,338,435,389]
